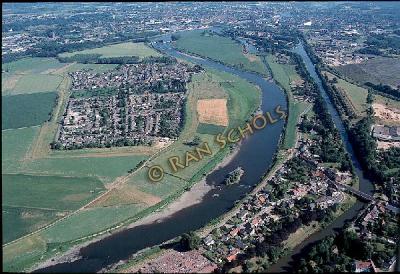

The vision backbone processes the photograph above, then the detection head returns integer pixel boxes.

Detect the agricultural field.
[139,69,260,182]
[2,92,58,130]
[336,56,400,88]
[22,155,148,185]
[2,73,63,96]
[197,99,228,126]
[1,52,154,271]
[58,42,161,59]
[3,206,60,245]
[197,123,226,135]
[2,126,39,172]
[174,30,269,76]
[2,57,65,74]
[3,204,145,272]
[2,174,105,243]
[1,58,65,97]
[40,204,145,243]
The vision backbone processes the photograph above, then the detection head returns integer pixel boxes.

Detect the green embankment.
[265,54,311,149]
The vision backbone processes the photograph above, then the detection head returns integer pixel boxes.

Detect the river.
[37,34,287,273]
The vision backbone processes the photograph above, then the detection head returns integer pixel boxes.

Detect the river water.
[38,34,287,273]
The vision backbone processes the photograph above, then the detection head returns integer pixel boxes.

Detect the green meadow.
[2,92,58,130]
[324,71,368,116]
[2,174,105,210]
[175,30,269,76]
[2,74,63,96]
[2,126,39,172]
[3,206,60,244]
[2,57,65,74]
[23,155,148,185]
[265,54,308,149]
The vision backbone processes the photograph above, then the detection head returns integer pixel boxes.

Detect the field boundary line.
[3,204,71,212]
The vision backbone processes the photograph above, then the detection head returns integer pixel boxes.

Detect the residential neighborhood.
[54,61,201,149]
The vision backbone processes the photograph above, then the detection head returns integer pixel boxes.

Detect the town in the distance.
[2,2,399,273]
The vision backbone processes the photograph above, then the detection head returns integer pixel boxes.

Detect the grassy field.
[374,94,400,109]
[23,155,148,185]
[265,54,308,149]
[197,123,226,135]
[265,54,300,92]
[2,58,65,74]
[2,174,105,243]
[336,56,400,88]
[175,30,269,76]
[324,71,368,117]
[3,174,105,210]
[2,92,58,130]
[58,42,161,59]
[3,207,59,245]
[2,127,40,172]
[40,204,145,243]
[283,102,311,149]
[3,234,47,272]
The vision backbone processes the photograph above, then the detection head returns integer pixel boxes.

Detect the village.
[198,136,352,267]
[54,61,201,149]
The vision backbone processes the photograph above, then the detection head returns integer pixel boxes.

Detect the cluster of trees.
[158,112,180,138]
[58,54,176,65]
[365,82,400,100]
[179,231,201,250]
[3,30,158,63]
[356,47,382,56]
[222,206,336,272]
[316,69,356,121]
[366,34,400,52]
[299,89,353,172]
[150,79,186,93]
[70,87,118,99]
[183,136,201,146]
[51,137,151,150]
[350,116,400,199]
[288,44,353,173]
[293,225,397,273]
[224,167,244,185]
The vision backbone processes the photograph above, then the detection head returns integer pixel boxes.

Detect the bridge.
[334,182,400,214]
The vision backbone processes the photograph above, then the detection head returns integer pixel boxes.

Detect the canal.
[267,43,374,272]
